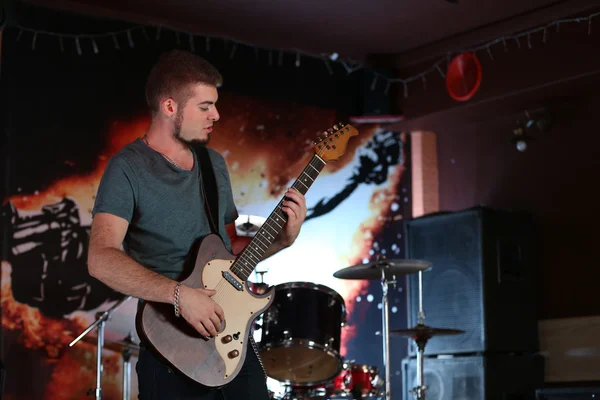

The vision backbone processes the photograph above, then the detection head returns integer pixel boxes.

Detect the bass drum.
[259,282,346,386]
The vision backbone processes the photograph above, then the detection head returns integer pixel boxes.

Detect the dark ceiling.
[22,0,600,63]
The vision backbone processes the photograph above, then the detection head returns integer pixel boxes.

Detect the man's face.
[174,83,220,146]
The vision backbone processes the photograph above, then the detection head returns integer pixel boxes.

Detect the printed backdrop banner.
[0,15,411,400]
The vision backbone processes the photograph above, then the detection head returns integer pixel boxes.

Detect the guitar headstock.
[312,122,359,162]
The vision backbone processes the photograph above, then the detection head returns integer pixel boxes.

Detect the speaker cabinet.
[405,207,538,356]
[402,354,545,400]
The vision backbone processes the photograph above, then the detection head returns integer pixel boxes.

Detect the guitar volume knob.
[221,335,233,344]
[228,350,240,359]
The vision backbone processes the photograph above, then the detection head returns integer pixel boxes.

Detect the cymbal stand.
[411,270,427,400]
[121,332,135,400]
[380,266,395,400]
[69,296,132,400]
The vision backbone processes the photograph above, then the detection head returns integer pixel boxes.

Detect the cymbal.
[333,259,431,280]
[235,215,266,237]
[81,334,140,357]
[391,324,465,340]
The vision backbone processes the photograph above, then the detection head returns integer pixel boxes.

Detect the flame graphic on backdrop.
[1,262,88,358]
[3,92,401,397]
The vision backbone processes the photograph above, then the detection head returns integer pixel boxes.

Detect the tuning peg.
[333,124,340,130]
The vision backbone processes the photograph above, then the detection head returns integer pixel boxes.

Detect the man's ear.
[159,98,178,118]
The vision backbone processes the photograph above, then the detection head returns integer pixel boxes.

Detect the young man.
[88,49,307,399]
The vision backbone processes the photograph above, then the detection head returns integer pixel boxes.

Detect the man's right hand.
[178,285,225,337]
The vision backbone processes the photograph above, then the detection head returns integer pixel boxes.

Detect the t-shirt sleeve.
[92,155,137,223]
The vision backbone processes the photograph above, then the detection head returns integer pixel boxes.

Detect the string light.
[189,34,195,52]
[370,74,378,91]
[10,9,599,98]
[323,58,333,75]
[127,30,134,48]
[75,36,82,55]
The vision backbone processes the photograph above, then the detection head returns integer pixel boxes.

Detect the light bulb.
[516,140,527,152]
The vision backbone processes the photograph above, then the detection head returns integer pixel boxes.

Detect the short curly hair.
[145,50,223,114]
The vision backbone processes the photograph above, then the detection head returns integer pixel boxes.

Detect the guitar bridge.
[222,271,244,291]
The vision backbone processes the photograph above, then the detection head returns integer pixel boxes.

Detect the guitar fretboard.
[231,154,326,281]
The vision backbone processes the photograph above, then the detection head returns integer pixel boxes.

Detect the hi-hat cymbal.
[81,335,140,357]
[235,215,267,237]
[391,324,465,341]
[333,259,431,280]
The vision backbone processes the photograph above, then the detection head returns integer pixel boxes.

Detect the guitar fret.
[259,230,275,242]
[262,222,279,237]
[242,253,256,269]
[293,182,307,192]
[239,258,254,272]
[245,247,262,262]
[301,171,314,182]
[252,237,269,250]
[274,208,287,221]
[313,155,326,166]
[233,263,252,279]
[270,218,282,229]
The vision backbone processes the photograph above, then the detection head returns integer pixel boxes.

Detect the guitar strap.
[193,145,220,236]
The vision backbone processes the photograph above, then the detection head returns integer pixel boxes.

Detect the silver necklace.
[142,135,190,170]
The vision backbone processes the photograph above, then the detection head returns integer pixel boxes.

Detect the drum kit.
[256,256,466,400]
[66,216,465,400]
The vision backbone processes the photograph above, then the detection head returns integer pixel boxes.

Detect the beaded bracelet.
[174,282,183,317]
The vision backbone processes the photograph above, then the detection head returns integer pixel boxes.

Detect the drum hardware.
[391,323,465,400]
[389,269,465,400]
[120,332,138,400]
[334,258,432,400]
[69,295,133,400]
[79,331,140,400]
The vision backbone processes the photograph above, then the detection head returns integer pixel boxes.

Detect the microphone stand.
[69,296,132,400]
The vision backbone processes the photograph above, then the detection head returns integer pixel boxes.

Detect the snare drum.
[332,362,383,397]
[259,282,346,386]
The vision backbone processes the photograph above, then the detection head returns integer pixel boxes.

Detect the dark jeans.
[136,340,270,400]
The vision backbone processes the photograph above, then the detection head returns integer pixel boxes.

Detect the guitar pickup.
[222,271,244,291]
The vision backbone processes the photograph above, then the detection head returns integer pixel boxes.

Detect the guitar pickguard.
[202,260,272,379]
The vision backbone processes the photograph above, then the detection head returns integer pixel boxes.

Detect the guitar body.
[137,234,274,387]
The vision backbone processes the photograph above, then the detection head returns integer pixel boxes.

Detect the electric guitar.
[137,122,359,387]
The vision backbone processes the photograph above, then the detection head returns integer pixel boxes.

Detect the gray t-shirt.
[92,138,238,280]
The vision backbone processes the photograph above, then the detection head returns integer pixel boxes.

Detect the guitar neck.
[231,154,327,281]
